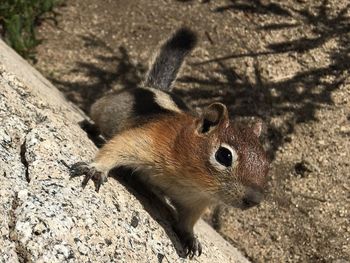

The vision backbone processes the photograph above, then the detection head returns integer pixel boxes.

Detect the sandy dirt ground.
[33,0,349,262]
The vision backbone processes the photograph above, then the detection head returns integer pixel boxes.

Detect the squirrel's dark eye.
[215,147,232,167]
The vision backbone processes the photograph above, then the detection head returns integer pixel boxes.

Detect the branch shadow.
[214,0,291,16]
[49,34,146,112]
[178,0,349,159]
[267,1,350,53]
[52,1,349,160]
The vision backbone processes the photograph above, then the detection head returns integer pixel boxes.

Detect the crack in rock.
[20,139,30,183]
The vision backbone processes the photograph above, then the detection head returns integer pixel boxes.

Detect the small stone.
[318,140,326,145]
[17,189,28,201]
[105,238,112,246]
[33,222,47,235]
[77,242,89,255]
[294,160,313,177]
[130,213,139,228]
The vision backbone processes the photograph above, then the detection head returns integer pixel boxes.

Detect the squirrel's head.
[189,103,269,209]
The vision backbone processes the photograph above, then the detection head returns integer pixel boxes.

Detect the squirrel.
[70,28,269,258]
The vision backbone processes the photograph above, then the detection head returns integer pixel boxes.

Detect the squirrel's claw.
[185,235,202,259]
[69,162,106,192]
[70,162,90,178]
[174,227,202,259]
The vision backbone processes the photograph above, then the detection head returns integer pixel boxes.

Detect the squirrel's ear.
[196,103,229,134]
[252,120,263,137]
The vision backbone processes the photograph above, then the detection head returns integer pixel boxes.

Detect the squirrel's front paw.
[174,227,202,259]
[70,162,107,192]
[183,234,202,259]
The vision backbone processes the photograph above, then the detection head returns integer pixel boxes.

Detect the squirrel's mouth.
[240,187,264,210]
[216,185,264,209]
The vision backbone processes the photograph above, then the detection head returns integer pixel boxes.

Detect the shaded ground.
[34,0,350,262]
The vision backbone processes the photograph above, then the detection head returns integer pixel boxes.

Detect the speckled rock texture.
[0,39,249,263]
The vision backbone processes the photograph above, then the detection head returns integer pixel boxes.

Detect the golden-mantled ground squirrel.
[70,28,269,258]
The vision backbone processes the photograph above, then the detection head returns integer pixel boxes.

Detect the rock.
[0,39,249,262]
[294,158,320,178]
[294,161,312,177]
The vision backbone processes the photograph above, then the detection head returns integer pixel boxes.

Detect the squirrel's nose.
[242,196,260,208]
[242,187,264,209]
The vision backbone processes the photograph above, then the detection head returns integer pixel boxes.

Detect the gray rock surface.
[0,39,249,263]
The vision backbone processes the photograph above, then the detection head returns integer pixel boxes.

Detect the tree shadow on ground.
[49,34,146,112]
[214,0,292,16]
[175,0,349,159]
[50,1,349,160]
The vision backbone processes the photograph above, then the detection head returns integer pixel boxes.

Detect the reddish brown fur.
[92,108,268,203]
[139,113,220,190]
[72,27,271,258]
[217,122,269,189]
[79,102,269,257]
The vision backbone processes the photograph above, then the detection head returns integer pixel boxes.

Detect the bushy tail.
[144,27,197,91]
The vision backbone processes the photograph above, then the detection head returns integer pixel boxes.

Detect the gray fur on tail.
[144,27,197,91]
